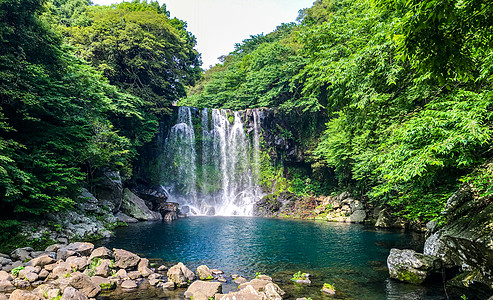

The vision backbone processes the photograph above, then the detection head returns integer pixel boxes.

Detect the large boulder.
[167,262,196,287]
[423,175,493,287]
[215,284,265,300]
[185,281,222,300]
[196,265,213,280]
[67,273,101,297]
[61,286,88,300]
[28,255,55,268]
[57,243,94,261]
[348,209,366,223]
[113,249,141,269]
[9,289,43,300]
[121,189,162,221]
[387,248,441,284]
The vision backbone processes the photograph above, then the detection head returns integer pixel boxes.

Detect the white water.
[162,107,262,216]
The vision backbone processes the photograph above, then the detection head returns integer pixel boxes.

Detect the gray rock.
[167,262,195,287]
[67,273,101,297]
[185,281,222,299]
[375,208,393,228]
[121,279,137,289]
[0,280,14,292]
[45,244,62,252]
[95,171,123,213]
[387,248,441,284]
[89,247,113,261]
[115,212,139,223]
[10,247,33,262]
[114,249,140,269]
[78,188,99,212]
[61,286,88,300]
[57,243,94,261]
[349,209,366,223]
[28,255,55,268]
[215,285,264,300]
[0,257,11,266]
[196,265,213,280]
[121,189,162,221]
[8,289,42,300]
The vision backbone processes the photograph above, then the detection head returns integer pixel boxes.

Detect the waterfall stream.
[162,106,262,216]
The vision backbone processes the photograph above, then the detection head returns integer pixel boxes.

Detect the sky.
[90,0,315,68]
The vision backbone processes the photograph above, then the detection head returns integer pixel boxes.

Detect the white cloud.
[90,0,314,68]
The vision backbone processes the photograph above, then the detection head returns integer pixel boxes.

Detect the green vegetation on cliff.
[182,0,493,223]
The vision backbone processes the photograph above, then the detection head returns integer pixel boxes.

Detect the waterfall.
[162,107,262,216]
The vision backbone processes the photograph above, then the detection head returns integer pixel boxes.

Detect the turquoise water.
[99,217,452,299]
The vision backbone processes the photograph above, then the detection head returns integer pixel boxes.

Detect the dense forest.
[183,0,493,222]
[0,0,200,242]
[0,0,492,246]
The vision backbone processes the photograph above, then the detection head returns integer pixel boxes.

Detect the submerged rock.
[387,248,441,284]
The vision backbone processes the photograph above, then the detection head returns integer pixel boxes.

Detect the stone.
[113,249,140,269]
[238,279,273,292]
[32,284,58,299]
[115,269,128,279]
[257,275,272,281]
[0,280,14,292]
[9,289,42,300]
[13,278,30,289]
[161,281,175,290]
[127,271,141,280]
[234,276,248,284]
[10,247,33,262]
[66,257,89,271]
[0,271,12,282]
[348,209,366,223]
[149,273,163,281]
[51,262,73,279]
[47,288,61,299]
[78,188,99,212]
[137,258,153,277]
[28,255,55,268]
[217,275,227,283]
[264,282,284,299]
[196,265,213,280]
[94,259,111,277]
[61,286,88,300]
[121,189,162,221]
[210,269,224,275]
[157,265,168,272]
[215,285,264,300]
[67,273,101,297]
[185,281,222,299]
[121,279,137,289]
[375,208,393,228]
[57,243,94,261]
[321,283,336,295]
[90,276,115,290]
[167,262,195,287]
[18,267,38,283]
[45,244,62,253]
[94,171,123,213]
[115,212,139,223]
[38,269,49,279]
[387,248,442,284]
[89,247,113,261]
[0,257,11,266]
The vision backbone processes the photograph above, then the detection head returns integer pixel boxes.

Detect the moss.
[399,270,423,284]
[99,282,116,290]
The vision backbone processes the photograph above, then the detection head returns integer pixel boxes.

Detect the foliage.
[11,266,25,277]
[291,271,306,281]
[184,0,493,223]
[64,1,201,116]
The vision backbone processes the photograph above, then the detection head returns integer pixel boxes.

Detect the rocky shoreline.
[0,242,302,300]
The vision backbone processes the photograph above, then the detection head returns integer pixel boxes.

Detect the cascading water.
[162,106,262,216]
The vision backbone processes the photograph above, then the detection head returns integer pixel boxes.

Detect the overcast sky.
[90,0,315,68]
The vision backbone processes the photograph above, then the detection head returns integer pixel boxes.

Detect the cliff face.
[424,161,493,289]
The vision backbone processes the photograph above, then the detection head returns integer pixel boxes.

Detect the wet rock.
[264,282,284,299]
[211,269,224,275]
[121,279,137,290]
[387,248,441,284]
[61,286,88,300]
[185,281,222,299]
[90,276,115,290]
[161,281,175,290]
[113,249,140,269]
[121,189,162,221]
[115,212,139,223]
[321,283,336,295]
[196,265,213,280]
[234,276,248,284]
